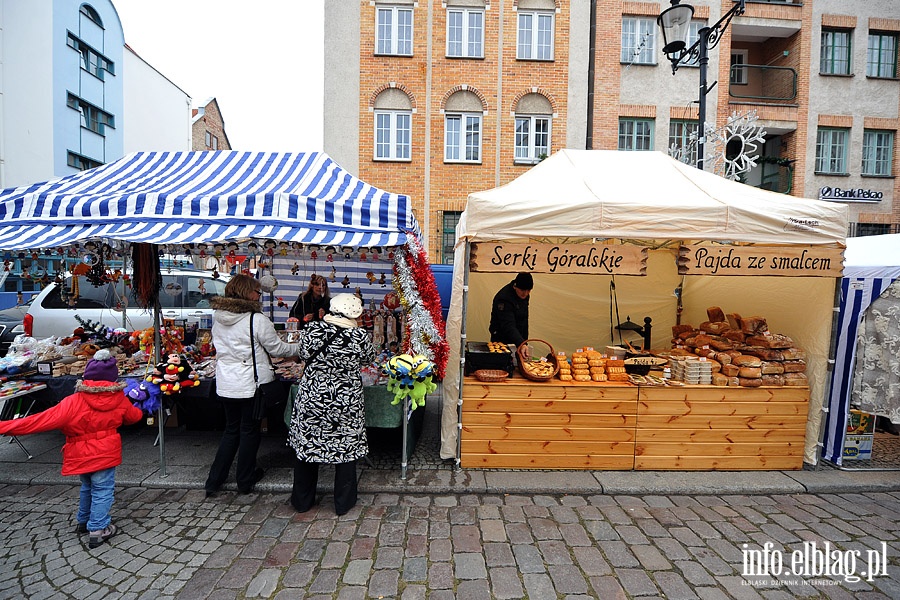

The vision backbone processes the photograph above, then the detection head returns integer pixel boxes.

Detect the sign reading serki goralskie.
[470,243,648,275]
[678,244,844,277]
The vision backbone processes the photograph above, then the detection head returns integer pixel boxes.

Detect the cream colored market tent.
[440,150,849,466]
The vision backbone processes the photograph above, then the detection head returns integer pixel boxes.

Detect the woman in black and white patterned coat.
[288,293,375,515]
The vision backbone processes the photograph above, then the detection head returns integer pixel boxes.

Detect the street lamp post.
[658,0,745,170]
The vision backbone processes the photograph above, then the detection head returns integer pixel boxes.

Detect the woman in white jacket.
[205,274,298,496]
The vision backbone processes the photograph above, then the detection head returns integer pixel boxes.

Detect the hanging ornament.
[163,281,183,297]
[279,242,290,256]
[342,246,353,259]
[359,249,368,261]
[365,271,376,284]
[291,262,300,276]
[379,273,387,287]
[329,266,337,282]
[707,110,766,181]
[259,274,278,293]
[341,275,351,288]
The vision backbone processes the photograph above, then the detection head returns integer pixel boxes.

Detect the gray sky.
[114,0,325,151]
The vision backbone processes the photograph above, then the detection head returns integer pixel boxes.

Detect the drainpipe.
[586,0,597,149]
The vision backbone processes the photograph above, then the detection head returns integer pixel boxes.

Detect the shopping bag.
[252,380,288,420]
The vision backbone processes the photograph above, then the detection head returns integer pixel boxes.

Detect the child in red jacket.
[0,349,142,548]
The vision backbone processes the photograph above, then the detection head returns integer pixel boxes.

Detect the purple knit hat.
[83,349,119,382]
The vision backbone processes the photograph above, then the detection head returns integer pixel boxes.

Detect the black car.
[0,297,32,356]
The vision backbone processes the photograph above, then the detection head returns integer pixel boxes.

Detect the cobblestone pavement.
[2,483,900,599]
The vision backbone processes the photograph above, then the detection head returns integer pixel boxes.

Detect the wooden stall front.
[461,376,809,471]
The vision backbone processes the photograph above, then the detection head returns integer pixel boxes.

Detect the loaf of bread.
[760,361,785,375]
[559,373,573,381]
[573,374,591,382]
[722,330,747,343]
[761,374,785,386]
[739,377,763,387]
[707,306,726,322]
[781,347,807,361]
[740,316,768,335]
[738,366,762,378]
[591,373,608,382]
[672,324,695,338]
[746,334,794,349]
[709,338,734,351]
[715,352,732,365]
[721,364,740,377]
[741,347,785,361]
[782,360,807,373]
[733,355,762,367]
[700,321,731,335]
[712,373,729,386]
[726,312,742,330]
[685,334,714,348]
[783,372,808,386]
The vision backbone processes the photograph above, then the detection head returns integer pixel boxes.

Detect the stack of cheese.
[567,349,609,382]
[606,358,627,382]
[557,353,573,381]
[671,306,808,388]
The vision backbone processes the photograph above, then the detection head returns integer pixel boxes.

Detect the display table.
[461,376,809,471]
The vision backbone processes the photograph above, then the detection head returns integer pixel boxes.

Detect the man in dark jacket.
[489,272,533,354]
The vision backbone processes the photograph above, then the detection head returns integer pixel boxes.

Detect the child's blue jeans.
[77,467,116,532]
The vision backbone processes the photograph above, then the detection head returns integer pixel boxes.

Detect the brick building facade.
[325,1,900,262]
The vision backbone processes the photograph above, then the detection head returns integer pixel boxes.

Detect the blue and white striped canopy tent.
[821,234,900,465]
[0,151,421,249]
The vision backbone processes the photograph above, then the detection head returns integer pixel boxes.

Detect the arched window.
[374,88,413,161]
[444,90,483,163]
[514,93,552,164]
[80,4,103,27]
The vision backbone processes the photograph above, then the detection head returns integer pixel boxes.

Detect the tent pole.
[815,276,843,471]
[155,302,166,477]
[454,242,471,470]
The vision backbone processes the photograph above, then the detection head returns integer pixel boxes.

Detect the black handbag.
[250,313,288,420]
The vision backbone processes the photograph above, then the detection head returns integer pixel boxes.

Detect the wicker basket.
[516,338,559,382]
[474,369,510,383]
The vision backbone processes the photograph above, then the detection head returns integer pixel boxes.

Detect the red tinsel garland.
[396,236,449,379]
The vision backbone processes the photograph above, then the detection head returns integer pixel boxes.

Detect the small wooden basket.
[516,338,559,382]
[474,369,509,383]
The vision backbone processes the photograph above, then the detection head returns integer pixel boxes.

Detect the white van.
[24,270,229,339]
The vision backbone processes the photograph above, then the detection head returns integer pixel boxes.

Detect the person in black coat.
[289,274,331,328]
[489,272,533,356]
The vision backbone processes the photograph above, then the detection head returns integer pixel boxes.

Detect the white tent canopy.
[441,150,849,465]
[459,149,847,245]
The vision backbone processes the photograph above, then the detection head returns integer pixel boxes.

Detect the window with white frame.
[621,17,656,65]
[517,11,554,60]
[862,130,894,176]
[730,49,749,85]
[445,113,482,162]
[619,118,653,151]
[815,128,849,174]
[514,93,552,164]
[867,32,898,78]
[373,88,413,161]
[376,5,413,56]
[444,90,483,163]
[821,28,851,75]
[669,119,698,165]
[447,6,484,58]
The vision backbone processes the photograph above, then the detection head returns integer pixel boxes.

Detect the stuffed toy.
[145,353,201,395]
[384,353,435,411]
[124,378,162,414]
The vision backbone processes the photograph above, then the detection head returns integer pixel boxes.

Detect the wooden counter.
[461,377,637,469]
[635,385,809,471]
[460,376,810,471]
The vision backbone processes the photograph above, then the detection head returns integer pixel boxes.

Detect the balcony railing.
[729,64,797,102]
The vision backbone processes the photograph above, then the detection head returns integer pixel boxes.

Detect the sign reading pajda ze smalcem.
[470,243,648,275]
[679,244,844,277]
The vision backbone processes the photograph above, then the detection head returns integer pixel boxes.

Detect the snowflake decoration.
[707,110,767,181]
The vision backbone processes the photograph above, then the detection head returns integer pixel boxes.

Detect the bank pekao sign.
[819,186,884,203]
